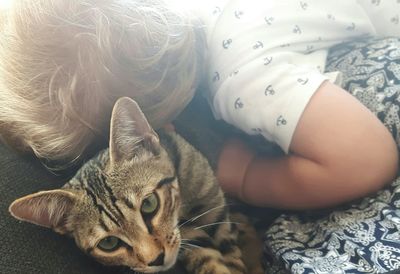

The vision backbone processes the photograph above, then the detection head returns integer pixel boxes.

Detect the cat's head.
[9,97,182,273]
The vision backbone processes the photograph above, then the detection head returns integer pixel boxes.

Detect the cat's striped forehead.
[66,148,176,215]
[70,149,172,189]
[65,146,179,236]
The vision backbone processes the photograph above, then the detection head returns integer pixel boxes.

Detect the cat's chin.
[133,261,176,273]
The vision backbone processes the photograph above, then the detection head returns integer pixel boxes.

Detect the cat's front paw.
[194,263,231,274]
[191,258,247,274]
[181,247,246,274]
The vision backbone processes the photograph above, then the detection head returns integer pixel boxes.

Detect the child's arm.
[217,81,398,209]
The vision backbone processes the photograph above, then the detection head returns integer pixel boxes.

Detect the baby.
[0,0,399,209]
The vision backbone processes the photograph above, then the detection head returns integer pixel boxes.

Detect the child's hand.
[217,138,255,200]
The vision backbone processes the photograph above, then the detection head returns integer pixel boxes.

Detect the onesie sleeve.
[203,0,370,154]
[211,57,331,153]
[357,0,400,37]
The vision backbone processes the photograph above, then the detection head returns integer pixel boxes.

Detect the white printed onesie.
[187,0,400,152]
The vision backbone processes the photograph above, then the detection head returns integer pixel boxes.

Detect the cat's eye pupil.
[141,193,158,215]
[97,236,121,252]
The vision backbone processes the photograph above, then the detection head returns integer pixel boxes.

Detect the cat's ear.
[9,190,76,234]
[109,97,160,164]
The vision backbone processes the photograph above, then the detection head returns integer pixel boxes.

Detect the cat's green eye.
[97,236,121,252]
[141,193,159,215]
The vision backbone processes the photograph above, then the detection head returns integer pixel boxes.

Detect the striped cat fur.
[9,97,263,274]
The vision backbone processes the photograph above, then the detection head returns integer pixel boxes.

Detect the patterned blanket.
[264,37,400,274]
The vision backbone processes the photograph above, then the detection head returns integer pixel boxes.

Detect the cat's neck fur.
[159,130,225,220]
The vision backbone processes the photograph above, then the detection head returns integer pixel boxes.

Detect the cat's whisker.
[179,246,192,252]
[194,221,242,230]
[178,203,232,229]
[181,243,202,249]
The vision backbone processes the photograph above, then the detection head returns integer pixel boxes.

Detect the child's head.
[0,0,205,164]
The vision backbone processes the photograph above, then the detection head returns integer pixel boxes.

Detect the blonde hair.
[0,0,205,164]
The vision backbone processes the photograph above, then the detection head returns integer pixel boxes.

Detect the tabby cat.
[9,97,252,274]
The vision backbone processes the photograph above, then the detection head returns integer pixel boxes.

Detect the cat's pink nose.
[148,252,165,266]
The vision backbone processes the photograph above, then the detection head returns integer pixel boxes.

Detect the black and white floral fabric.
[264,37,400,274]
